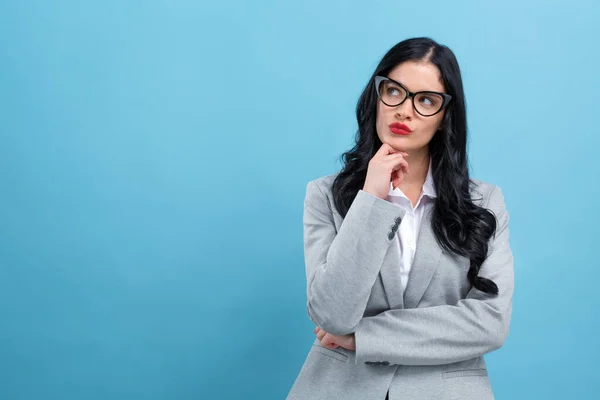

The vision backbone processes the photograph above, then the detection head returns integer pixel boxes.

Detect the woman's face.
[375,61,447,153]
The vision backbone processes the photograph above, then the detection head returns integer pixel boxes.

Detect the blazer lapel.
[333,195,442,310]
[379,240,404,309]
[402,204,443,309]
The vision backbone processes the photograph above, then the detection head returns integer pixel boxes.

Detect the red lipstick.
[389,122,412,135]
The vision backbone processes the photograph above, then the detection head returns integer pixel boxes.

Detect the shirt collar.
[388,157,437,199]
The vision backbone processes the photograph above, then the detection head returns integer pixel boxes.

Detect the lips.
[389,122,412,135]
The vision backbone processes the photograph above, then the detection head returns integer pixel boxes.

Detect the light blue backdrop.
[1,0,598,399]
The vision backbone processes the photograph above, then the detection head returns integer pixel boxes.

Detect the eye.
[417,94,441,108]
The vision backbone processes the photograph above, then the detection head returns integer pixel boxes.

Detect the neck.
[401,149,430,186]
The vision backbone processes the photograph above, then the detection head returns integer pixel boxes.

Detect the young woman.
[287,37,514,400]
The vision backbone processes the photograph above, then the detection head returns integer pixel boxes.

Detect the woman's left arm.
[353,186,514,366]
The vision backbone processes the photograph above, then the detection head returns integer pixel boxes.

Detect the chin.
[386,141,410,152]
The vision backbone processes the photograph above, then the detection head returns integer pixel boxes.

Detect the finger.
[375,143,393,157]
[389,158,409,174]
[392,170,403,189]
[387,146,409,157]
[321,334,338,349]
[392,165,408,180]
[391,162,409,188]
[377,143,409,157]
[317,330,326,341]
[383,152,410,161]
[314,327,320,334]
[382,156,409,172]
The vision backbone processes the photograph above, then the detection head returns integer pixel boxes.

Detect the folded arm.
[353,186,514,365]
[304,180,405,336]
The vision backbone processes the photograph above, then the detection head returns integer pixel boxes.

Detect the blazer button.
[394,216,402,225]
[381,361,389,366]
[365,361,374,365]
[387,231,395,240]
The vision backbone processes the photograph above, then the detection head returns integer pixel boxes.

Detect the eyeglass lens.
[379,80,444,116]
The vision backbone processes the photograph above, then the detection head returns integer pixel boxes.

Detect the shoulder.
[304,173,339,206]
[309,173,338,191]
[469,178,507,214]
[305,171,344,198]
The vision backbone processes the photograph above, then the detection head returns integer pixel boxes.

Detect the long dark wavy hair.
[332,37,499,295]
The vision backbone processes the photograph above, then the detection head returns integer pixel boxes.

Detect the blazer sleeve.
[353,185,514,366]
[303,180,406,336]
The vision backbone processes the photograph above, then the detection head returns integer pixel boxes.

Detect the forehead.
[387,61,446,93]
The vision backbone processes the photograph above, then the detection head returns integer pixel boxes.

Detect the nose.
[395,95,414,118]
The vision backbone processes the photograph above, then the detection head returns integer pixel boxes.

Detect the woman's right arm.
[304,180,405,336]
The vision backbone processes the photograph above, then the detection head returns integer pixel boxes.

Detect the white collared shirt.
[386,158,437,293]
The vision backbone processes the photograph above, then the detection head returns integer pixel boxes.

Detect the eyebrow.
[390,77,445,94]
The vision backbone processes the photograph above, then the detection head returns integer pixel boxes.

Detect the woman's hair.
[332,36,499,295]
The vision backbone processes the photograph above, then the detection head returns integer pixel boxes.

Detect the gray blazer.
[287,173,514,400]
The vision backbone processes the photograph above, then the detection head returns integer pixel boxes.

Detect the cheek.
[425,120,438,131]
[377,106,394,124]
[376,107,388,129]
[423,116,443,132]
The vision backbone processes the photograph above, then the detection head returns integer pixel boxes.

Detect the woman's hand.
[314,326,356,351]
[363,143,409,199]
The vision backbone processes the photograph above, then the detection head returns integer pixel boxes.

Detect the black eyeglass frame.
[374,75,452,117]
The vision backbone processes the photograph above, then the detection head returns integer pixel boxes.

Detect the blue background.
[1,0,598,399]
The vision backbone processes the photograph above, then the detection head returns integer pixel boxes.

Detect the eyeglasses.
[374,75,452,117]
